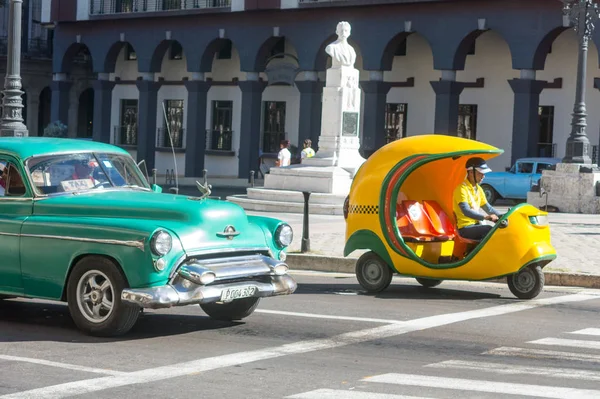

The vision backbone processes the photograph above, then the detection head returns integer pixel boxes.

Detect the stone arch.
[451,28,513,71]
[198,38,239,73]
[59,42,94,74]
[379,31,434,71]
[149,39,185,73]
[253,36,299,72]
[532,27,569,70]
[102,41,139,73]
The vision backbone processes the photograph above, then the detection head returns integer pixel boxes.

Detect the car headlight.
[529,215,549,226]
[275,224,293,247]
[150,230,172,256]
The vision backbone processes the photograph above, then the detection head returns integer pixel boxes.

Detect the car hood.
[33,190,271,253]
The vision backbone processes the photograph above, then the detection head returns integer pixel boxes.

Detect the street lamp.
[562,0,600,164]
[0,0,28,137]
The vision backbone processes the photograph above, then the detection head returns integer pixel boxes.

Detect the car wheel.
[355,251,393,293]
[200,297,260,321]
[507,265,545,300]
[481,184,498,205]
[67,256,140,336]
[415,277,443,288]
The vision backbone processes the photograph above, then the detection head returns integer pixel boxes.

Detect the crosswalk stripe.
[363,373,600,399]
[528,338,600,350]
[426,360,600,381]
[569,328,600,336]
[485,346,600,364]
[287,389,431,399]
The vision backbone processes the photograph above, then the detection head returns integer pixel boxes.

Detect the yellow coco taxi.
[343,135,556,299]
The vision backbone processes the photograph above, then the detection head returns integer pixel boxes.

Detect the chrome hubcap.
[364,261,383,284]
[76,270,115,324]
[514,268,535,293]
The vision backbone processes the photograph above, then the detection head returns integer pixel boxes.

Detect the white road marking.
[364,373,600,398]
[1,293,596,399]
[255,309,404,324]
[569,328,600,336]
[426,360,600,381]
[528,338,600,350]
[287,389,431,399]
[0,355,125,377]
[485,347,600,364]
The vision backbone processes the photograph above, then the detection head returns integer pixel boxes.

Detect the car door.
[504,161,535,199]
[533,162,553,186]
[0,157,34,294]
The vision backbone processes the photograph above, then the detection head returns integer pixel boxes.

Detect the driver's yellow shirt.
[452,179,487,229]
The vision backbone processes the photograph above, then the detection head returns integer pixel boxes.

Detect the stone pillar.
[184,73,211,177]
[508,70,546,165]
[92,73,116,143]
[296,72,324,151]
[430,70,465,135]
[0,0,28,137]
[238,73,266,179]
[50,73,72,127]
[360,71,392,158]
[136,73,161,171]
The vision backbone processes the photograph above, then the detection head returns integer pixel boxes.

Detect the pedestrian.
[276,139,291,167]
[300,139,315,162]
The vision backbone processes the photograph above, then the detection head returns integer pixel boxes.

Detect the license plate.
[220,285,257,302]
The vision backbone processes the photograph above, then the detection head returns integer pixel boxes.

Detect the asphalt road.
[1,273,599,399]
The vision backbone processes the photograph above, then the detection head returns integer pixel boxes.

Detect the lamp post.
[0,0,28,137]
[562,0,599,164]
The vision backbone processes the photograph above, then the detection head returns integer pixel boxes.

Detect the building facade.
[41,0,599,180]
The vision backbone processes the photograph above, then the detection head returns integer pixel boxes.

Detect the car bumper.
[120,254,297,309]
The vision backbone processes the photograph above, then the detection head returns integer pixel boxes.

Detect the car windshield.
[26,152,150,195]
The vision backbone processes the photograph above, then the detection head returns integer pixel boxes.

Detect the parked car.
[0,138,296,336]
[481,157,561,204]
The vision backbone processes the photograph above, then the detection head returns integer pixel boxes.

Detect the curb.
[286,254,600,289]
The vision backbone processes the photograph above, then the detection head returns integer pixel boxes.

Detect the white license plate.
[220,285,257,302]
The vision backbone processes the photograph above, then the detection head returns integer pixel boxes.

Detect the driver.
[71,160,100,186]
[452,157,502,240]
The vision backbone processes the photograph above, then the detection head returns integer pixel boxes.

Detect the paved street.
[0,273,599,398]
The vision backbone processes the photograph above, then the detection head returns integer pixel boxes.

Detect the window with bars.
[117,99,138,146]
[160,100,185,148]
[457,105,477,140]
[208,100,233,151]
[538,106,555,157]
[262,101,286,153]
[384,103,407,143]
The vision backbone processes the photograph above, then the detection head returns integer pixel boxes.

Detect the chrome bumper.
[121,254,297,309]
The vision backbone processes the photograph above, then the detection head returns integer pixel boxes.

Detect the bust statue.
[325,21,357,68]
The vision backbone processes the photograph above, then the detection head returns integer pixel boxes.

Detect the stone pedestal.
[527,163,600,213]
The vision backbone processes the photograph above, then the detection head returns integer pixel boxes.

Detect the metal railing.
[298,0,349,2]
[206,129,233,151]
[262,131,286,153]
[157,127,185,149]
[594,145,598,165]
[537,143,557,158]
[0,36,52,59]
[90,0,231,15]
[113,125,138,146]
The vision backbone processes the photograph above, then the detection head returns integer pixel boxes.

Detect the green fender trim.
[344,229,394,267]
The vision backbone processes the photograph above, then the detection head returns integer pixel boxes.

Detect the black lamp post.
[0,0,28,137]
[562,0,600,164]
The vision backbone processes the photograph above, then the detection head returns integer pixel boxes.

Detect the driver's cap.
[466,157,492,174]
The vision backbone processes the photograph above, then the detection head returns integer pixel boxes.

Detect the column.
[430,70,465,135]
[238,73,266,179]
[26,90,39,136]
[296,71,324,151]
[92,73,116,143]
[184,73,211,177]
[50,73,72,126]
[136,73,161,171]
[508,70,546,165]
[360,71,392,158]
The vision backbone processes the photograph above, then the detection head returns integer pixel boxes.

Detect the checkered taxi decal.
[348,204,379,215]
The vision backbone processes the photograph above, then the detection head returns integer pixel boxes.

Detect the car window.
[516,162,534,174]
[535,163,553,174]
[0,160,28,198]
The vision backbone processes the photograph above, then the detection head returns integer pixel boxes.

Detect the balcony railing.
[157,127,185,149]
[90,0,231,15]
[113,125,138,146]
[0,36,52,59]
[206,129,233,152]
[298,0,349,3]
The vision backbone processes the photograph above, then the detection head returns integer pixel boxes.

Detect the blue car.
[481,157,561,204]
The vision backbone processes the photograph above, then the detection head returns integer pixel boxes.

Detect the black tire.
[481,184,498,205]
[200,297,260,321]
[416,278,443,288]
[507,265,545,299]
[355,251,393,293]
[66,256,140,336]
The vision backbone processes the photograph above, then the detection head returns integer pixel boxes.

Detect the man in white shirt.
[276,139,291,167]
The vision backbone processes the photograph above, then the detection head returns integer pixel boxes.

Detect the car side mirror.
[151,184,162,193]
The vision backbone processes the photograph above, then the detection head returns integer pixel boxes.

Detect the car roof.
[516,157,561,163]
[0,137,129,160]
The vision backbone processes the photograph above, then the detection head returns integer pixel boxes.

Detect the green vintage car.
[0,138,296,336]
